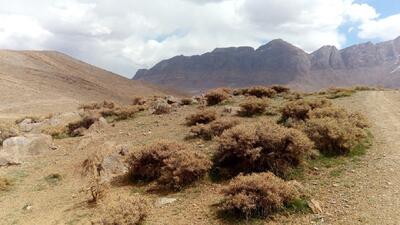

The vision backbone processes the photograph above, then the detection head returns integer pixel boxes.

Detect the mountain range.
[134,36,400,92]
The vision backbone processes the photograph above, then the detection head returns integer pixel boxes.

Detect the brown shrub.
[280,98,332,122]
[129,141,211,190]
[190,118,240,140]
[95,195,150,225]
[0,177,13,191]
[238,97,269,117]
[325,88,356,99]
[132,97,146,106]
[304,107,369,155]
[246,86,277,98]
[180,98,194,106]
[205,89,230,106]
[186,109,217,126]
[213,121,313,178]
[271,85,290,94]
[80,101,115,111]
[220,172,299,218]
[101,106,140,121]
[152,101,172,115]
[67,116,99,137]
[41,125,68,139]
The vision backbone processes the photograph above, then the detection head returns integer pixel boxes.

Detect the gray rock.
[0,153,21,167]
[2,134,52,157]
[155,197,177,207]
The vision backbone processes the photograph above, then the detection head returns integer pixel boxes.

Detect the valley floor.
[1,90,400,225]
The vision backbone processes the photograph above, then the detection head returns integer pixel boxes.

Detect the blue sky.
[0,0,399,77]
[341,0,400,46]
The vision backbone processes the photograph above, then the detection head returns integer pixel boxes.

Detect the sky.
[0,0,399,77]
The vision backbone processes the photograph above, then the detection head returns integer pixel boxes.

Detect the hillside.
[0,50,171,118]
[134,37,400,92]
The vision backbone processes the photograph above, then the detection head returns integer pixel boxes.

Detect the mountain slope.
[0,50,169,117]
[134,37,400,92]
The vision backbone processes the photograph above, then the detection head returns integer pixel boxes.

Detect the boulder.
[0,153,21,167]
[99,154,128,183]
[1,134,52,158]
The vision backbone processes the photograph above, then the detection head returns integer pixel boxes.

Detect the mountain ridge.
[134,36,400,92]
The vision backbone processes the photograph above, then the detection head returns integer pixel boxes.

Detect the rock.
[0,153,21,167]
[308,199,323,214]
[165,96,179,104]
[1,134,52,158]
[152,100,172,115]
[155,197,177,207]
[99,153,128,183]
[223,106,241,115]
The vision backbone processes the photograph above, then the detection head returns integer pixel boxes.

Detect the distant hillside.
[133,37,400,92]
[0,50,171,117]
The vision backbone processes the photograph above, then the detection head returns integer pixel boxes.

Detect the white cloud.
[0,0,396,77]
[357,14,400,40]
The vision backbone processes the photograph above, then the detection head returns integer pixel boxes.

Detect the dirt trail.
[328,91,400,224]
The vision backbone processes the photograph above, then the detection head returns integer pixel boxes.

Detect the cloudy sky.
[0,0,399,77]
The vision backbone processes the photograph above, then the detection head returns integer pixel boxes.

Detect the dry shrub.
[205,88,230,106]
[180,98,194,106]
[132,97,146,106]
[271,85,290,94]
[238,97,269,117]
[152,101,172,115]
[81,153,109,204]
[280,98,332,122]
[41,125,68,139]
[186,109,217,126]
[101,106,140,121]
[80,101,115,111]
[325,88,356,99]
[304,107,369,155]
[213,121,313,178]
[190,118,240,140]
[246,86,277,98]
[0,177,13,191]
[0,123,18,145]
[94,195,150,225]
[67,116,99,137]
[129,141,211,190]
[220,172,299,218]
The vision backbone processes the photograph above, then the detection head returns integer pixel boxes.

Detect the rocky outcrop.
[134,36,400,92]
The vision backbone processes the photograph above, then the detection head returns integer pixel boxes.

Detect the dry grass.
[246,86,277,98]
[129,141,211,190]
[94,195,150,225]
[304,106,369,155]
[80,101,115,111]
[271,85,290,94]
[205,88,230,106]
[238,97,269,117]
[213,120,313,178]
[101,106,141,121]
[185,109,217,126]
[0,177,13,192]
[220,172,299,218]
[180,98,194,106]
[0,123,18,145]
[190,118,240,140]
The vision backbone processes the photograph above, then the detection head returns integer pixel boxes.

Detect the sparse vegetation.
[67,116,98,137]
[205,88,230,106]
[0,123,18,145]
[190,118,239,140]
[101,105,140,121]
[152,101,172,115]
[129,141,211,190]
[324,88,356,99]
[186,109,217,126]
[280,98,332,123]
[213,121,313,178]
[80,101,115,111]
[220,172,299,218]
[0,177,13,192]
[246,86,277,98]
[94,195,150,225]
[271,85,290,94]
[238,97,269,117]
